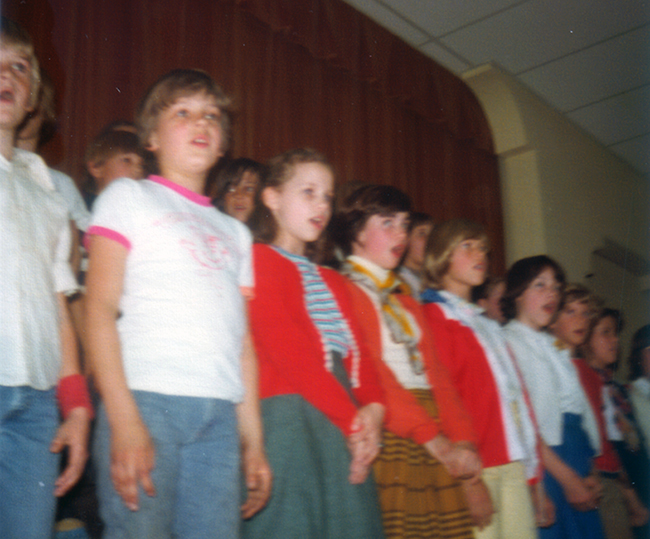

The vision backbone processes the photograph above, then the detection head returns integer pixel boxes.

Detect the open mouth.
[0,89,15,103]
[542,302,557,315]
[310,216,325,230]
[391,245,405,258]
[192,135,209,147]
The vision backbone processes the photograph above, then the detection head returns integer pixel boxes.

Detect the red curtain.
[4,0,505,272]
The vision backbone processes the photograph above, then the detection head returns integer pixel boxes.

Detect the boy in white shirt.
[0,17,92,538]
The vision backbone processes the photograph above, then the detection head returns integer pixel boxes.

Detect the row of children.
[3,16,650,539]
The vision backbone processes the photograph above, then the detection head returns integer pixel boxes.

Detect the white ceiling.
[341,0,650,177]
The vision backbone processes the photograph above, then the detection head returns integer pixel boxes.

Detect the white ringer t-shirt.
[88,176,253,402]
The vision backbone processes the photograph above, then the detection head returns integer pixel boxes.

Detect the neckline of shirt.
[148,175,212,206]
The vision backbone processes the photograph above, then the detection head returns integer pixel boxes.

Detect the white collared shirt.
[630,378,650,456]
[0,149,77,389]
[504,320,600,452]
[436,291,538,478]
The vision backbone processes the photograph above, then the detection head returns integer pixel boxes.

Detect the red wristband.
[57,374,94,420]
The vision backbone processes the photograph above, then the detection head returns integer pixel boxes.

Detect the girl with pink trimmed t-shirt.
[84,69,271,539]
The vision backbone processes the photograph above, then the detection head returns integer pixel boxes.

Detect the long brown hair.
[249,148,333,262]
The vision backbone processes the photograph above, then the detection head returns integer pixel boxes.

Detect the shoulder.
[252,244,298,280]
[14,149,55,191]
[101,176,141,198]
[420,287,448,305]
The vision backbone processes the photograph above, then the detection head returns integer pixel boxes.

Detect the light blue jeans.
[0,385,60,539]
[94,391,240,539]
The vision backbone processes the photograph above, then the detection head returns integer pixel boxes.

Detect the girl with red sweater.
[420,220,552,538]
[242,149,386,539]
[332,185,481,539]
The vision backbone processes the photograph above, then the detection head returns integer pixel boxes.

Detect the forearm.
[85,300,139,428]
[540,441,582,487]
[236,330,265,452]
[58,293,82,378]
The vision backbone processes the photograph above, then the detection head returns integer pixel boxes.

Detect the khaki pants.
[474,461,538,539]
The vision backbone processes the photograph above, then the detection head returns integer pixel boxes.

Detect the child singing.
[420,219,551,537]
[85,69,271,539]
[243,148,386,539]
[333,184,480,539]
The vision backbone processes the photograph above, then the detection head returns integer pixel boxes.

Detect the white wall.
[462,63,650,360]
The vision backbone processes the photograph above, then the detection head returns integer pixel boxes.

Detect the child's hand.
[348,403,384,448]
[110,417,156,511]
[531,483,556,528]
[50,407,91,497]
[424,435,481,481]
[240,445,273,519]
[563,474,600,512]
[347,403,385,484]
[461,478,494,530]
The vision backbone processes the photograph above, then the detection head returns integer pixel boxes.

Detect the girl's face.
[551,300,591,351]
[586,316,619,369]
[404,223,432,269]
[148,92,223,185]
[515,267,562,330]
[442,238,488,299]
[352,212,410,270]
[264,162,333,256]
[224,171,259,223]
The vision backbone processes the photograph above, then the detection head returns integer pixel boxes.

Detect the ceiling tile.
[439,0,650,73]
[418,41,472,73]
[373,0,523,37]
[610,134,650,174]
[519,25,650,111]
[567,85,650,145]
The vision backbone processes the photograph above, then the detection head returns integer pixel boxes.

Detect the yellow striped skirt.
[373,389,474,538]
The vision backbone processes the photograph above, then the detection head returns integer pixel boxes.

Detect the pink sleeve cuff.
[85,226,132,251]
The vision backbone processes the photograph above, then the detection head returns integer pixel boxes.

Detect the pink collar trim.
[148,175,211,206]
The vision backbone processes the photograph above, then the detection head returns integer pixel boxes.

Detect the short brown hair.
[136,69,232,152]
[250,148,333,261]
[423,219,489,289]
[85,129,142,166]
[1,17,40,107]
[501,255,566,321]
[330,184,412,257]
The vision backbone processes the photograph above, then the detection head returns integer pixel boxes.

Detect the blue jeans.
[0,385,60,539]
[94,391,240,539]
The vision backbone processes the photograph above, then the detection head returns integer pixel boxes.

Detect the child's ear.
[145,132,159,152]
[261,186,279,212]
[87,160,103,181]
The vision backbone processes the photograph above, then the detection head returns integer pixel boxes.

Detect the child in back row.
[334,185,481,539]
[398,211,433,297]
[420,219,550,538]
[210,156,266,224]
[0,17,92,538]
[243,149,386,539]
[83,127,144,210]
[84,69,271,539]
[502,256,603,539]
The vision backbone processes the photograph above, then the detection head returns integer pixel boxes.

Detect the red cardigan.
[344,280,476,446]
[422,302,533,471]
[249,244,385,436]
[573,358,621,473]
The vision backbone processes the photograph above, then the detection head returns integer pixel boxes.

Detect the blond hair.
[423,219,488,289]
[1,17,40,107]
